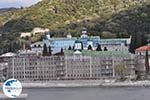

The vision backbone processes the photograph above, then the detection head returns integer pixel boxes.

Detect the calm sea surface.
[23,87,150,100]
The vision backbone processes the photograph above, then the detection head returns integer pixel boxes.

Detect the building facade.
[65,50,135,80]
[7,56,65,82]
[31,28,131,54]
[0,50,135,82]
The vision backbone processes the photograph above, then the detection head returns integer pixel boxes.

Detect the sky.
[0,0,42,8]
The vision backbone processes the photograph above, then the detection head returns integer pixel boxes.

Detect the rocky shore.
[22,80,150,88]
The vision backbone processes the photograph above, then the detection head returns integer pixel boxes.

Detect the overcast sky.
[0,0,42,8]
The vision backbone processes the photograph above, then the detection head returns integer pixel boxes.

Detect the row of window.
[15,75,57,79]
[67,73,114,77]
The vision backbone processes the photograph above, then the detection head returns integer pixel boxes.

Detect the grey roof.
[64,50,131,57]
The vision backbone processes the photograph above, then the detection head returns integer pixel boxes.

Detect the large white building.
[0,49,136,82]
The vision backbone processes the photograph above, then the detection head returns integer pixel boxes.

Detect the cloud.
[0,0,42,8]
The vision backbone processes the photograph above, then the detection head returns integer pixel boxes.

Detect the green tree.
[68,46,72,50]
[115,64,127,80]
[104,46,108,51]
[110,0,119,12]
[129,33,148,53]
[48,46,52,56]
[60,48,64,55]
[81,43,84,50]
[96,44,102,51]
[145,50,149,75]
[88,45,92,50]
[42,43,48,56]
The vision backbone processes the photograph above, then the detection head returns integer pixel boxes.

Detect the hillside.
[0,0,150,53]
[0,7,18,14]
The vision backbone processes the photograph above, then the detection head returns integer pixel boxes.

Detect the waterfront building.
[65,50,135,80]
[7,56,65,82]
[0,49,135,82]
[0,28,133,82]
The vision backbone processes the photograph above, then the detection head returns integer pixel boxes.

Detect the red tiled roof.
[136,45,150,51]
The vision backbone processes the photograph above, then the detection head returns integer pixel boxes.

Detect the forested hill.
[0,7,18,14]
[0,0,150,53]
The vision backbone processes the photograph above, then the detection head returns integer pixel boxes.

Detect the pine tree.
[42,43,48,56]
[60,48,64,55]
[129,33,148,53]
[13,42,19,52]
[8,44,12,52]
[145,50,149,75]
[129,34,136,53]
[72,45,75,50]
[81,43,84,50]
[88,45,92,50]
[48,46,52,56]
[68,46,72,50]
[96,44,102,51]
[104,47,108,51]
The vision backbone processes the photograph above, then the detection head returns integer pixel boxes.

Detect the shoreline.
[0,93,28,100]
[21,80,150,88]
